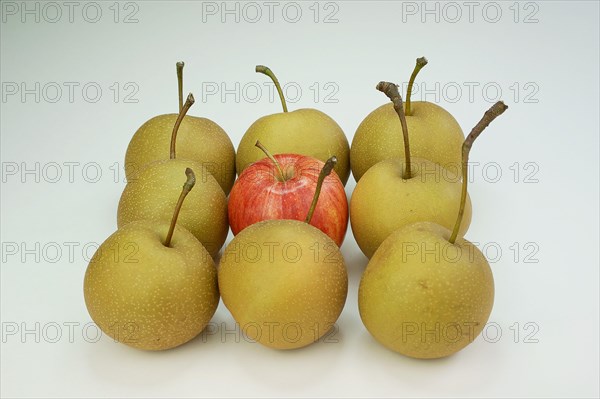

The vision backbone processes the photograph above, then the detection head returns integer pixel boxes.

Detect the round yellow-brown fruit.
[359,222,494,359]
[218,219,348,349]
[351,102,464,182]
[84,221,219,351]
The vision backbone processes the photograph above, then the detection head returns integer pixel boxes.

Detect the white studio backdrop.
[1,1,599,398]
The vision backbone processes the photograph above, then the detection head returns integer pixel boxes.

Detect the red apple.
[228,152,348,246]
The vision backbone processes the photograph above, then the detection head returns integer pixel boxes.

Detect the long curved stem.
[450,165,470,245]
[170,93,195,159]
[255,140,285,182]
[256,65,288,112]
[405,57,427,116]
[164,168,196,247]
[176,61,184,113]
[377,82,411,179]
[449,101,508,244]
[305,157,337,224]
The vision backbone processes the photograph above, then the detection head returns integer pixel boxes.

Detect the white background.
[1,1,599,398]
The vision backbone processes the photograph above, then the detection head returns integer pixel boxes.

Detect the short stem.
[449,101,508,244]
[176,61,184,113]
[164,168,196,247]
[405,57,427,116]
[255,140,285,181]
[256,65,288,112]
[377,82,411,179]
[305,157,337,224]
[170,93,195,159]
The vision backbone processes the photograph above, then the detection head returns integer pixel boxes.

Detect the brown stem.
[256,65,288,112]
[176,62,184,113]
[376,81,411,179]
[164,168,196,247]
[449,101,509,244]
[255,140,285,181]
[405,57,427,116]
[305,157,337,224]
[170,93,195,159]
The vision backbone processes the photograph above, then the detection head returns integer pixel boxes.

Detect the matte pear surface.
[350,157,471,259]
[359,222,494,359]
[118,159,228,258]
[351,102,464,182]
[125,114,236,194]
[236,109,350,184]
[84,221,219,351]
[218,220,348,349]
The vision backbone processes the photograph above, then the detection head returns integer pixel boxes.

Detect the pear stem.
[164,168,196,248]
[256,65,288,112]
[176,62,184,113]
[449,101,509,244]
[305,157,337,224]
[405,57,428,116]
[377,82,411,179]
[255,140,285,182]
[170,93,195,159]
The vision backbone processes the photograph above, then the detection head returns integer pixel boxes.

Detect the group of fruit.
[83,59,508,359]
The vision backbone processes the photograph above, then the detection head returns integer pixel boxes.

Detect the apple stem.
[376,82,411,179]
[176,62,184,113]
[305,156,337,224]
[449,101,509,244]
[255,140,286,182]
[256,65,288,112]
[170,93,195,159]
[164,168,196,248]
[405,57,427,116]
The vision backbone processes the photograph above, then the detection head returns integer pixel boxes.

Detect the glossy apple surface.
[228,154,348,246]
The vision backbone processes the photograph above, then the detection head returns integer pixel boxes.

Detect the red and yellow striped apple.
[228,145,348,247]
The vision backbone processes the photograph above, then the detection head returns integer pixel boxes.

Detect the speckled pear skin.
[117,159,228,258]
[350,102,464,182]
[350,157,471,259]
[218,219,348,350]
[125,114,236,195]
[83,220,219,351]
[358,222,494,359]
[236,109,350,185]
